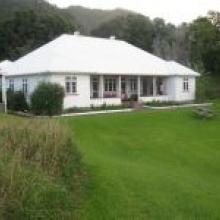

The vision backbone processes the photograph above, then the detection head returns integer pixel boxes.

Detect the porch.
[90,75,168,103]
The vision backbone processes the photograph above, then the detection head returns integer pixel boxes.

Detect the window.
[104,77,117,92]
[22,78,28,94]
[91,76,99,98]
[183,77,189,92]
[9,79,14,92]
[65,76,77,94]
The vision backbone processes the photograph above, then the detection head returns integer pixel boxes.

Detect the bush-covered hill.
[0,0,75,24]
[64,6,134,34]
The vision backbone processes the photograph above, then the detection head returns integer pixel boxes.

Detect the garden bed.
[145,102,213,110]
[63,104,132,114]
[62,108,133,117]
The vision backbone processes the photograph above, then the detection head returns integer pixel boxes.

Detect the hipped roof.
[4,34,200,77]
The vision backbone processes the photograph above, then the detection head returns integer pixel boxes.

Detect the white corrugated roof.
[7,34,200,76]
[167,61,200,76]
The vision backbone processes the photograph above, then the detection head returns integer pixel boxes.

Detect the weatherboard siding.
[6,74,51,101]
[50,74,91,108]
[50,74,122,108]
[5,74,196,109]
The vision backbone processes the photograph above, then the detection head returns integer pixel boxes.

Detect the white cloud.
[47,0,220,24]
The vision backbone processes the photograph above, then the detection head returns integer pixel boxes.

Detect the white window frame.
[9,79,14,92]
[22,78,28,94]
[183,77,189,92]
[104,77,117,92]
[65,76,77,94]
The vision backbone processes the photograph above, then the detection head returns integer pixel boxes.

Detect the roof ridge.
[60,33,124,42]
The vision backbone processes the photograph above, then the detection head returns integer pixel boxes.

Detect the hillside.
[0,0,54,17]
[0,0,76,26]
[0,0,77,61]
[0,0,135,34]
[64,6,134,34]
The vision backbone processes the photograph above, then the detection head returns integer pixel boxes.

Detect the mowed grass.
[64,104,220,220]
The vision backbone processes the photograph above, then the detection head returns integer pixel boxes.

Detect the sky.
[47,0,220,25]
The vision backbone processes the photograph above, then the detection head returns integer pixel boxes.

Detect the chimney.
[74,31,80,36]
[109,35,116,40]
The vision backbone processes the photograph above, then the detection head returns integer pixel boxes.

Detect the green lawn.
[64,104,220,220]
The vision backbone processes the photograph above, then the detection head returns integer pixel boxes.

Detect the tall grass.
[0,117,86,220]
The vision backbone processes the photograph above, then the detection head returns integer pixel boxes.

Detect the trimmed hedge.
[31,82,64,116]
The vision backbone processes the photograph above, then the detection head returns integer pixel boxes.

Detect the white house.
[1,33,200,109]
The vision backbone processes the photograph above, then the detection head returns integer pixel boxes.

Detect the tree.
[0,10,75,61]
[7,90,29,111]
[208,10,220,28]
[152,18,176,60]
[92,14,154,52]
[171,23,191,65]
[31,82,65,115]
[189,17,220,75]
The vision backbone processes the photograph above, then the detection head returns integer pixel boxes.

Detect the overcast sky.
[47,0,220,25]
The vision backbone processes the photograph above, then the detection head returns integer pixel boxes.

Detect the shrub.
[0,118,86,220]
[7,90,29,111]
[31,83,64,116]
[196,75,220,101]
[101,103,107,110]
[193,107,215,119]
